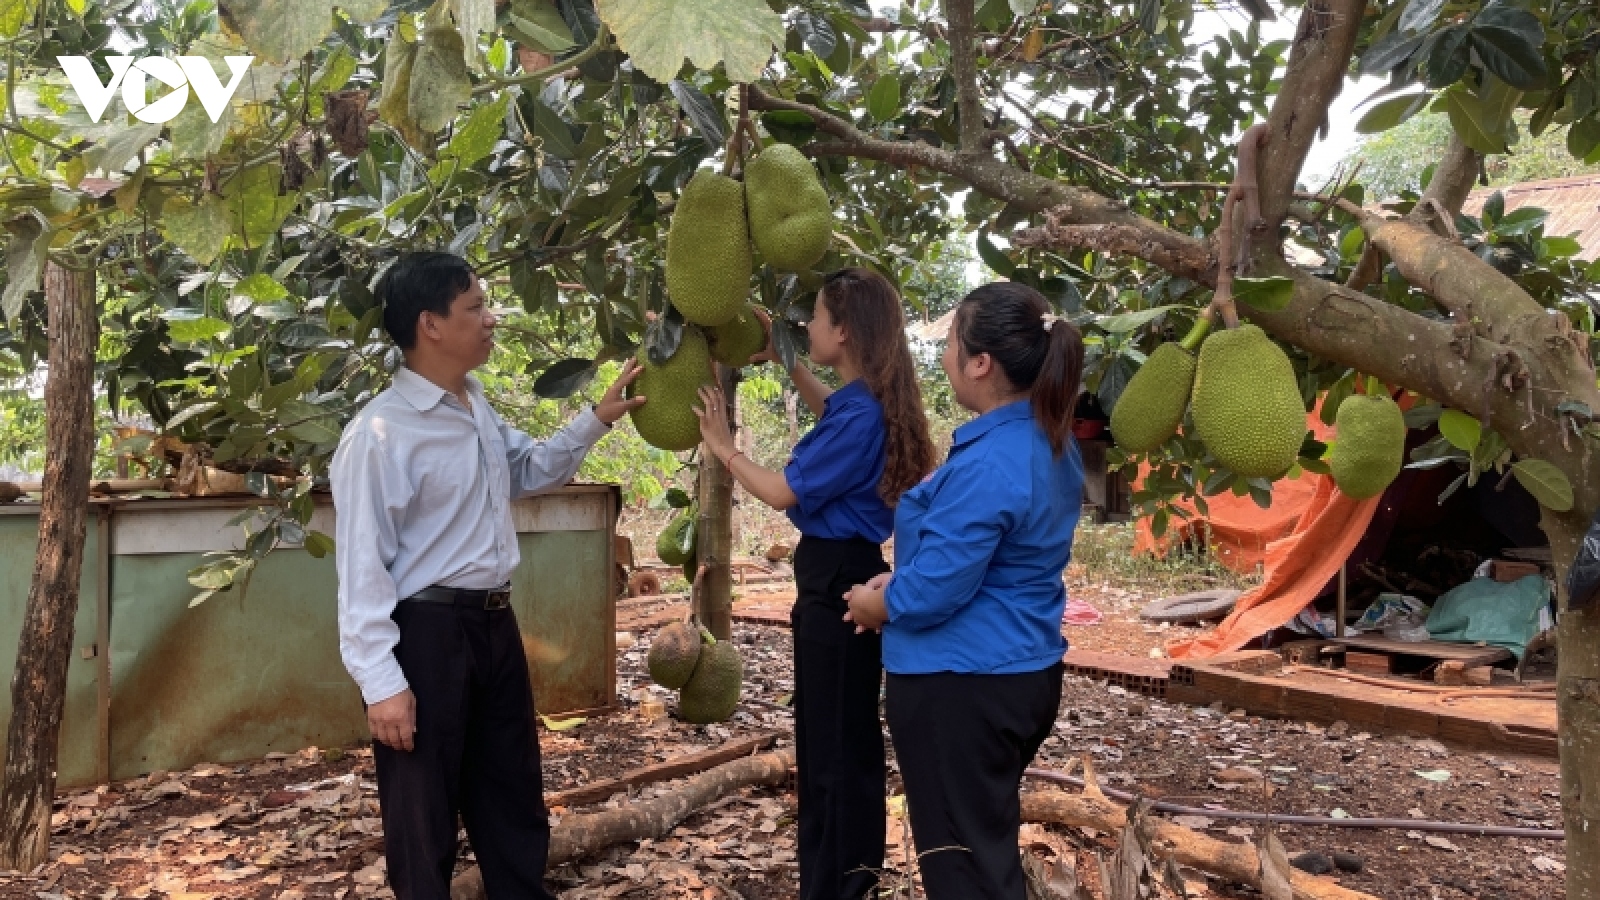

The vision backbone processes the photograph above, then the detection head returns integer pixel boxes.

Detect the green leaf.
[1096,305,1178,333]
[1354,92,1432,134]
[410,25,473,133]
[1398,0,1444,34]
[1482,190,1505,226]
[1568,115,1600,161]
[303,530,336,559]
[594,0,784,84]
[281,398,342,444]
[1540,236,1581,258]
[1470,18,1546,90]
[223,164,299,250]
[528,98,579,159]
[1,214,48,322]
[217,0,338,64]
[1008,0,1036,14]
[534,357,597,398]
[867,73,902,122]
[975,228,1015,276]
[1437,408,1481,452]
[167,316,232,343]
[451,0,495,71]
[797,12,837,58]
[1494,206,1547,237]
[1231,276,1294,312]
[233,273,289,304]
[1438,84,1508,154]
[668,80,726,147]
[445,95,510,167]
[510,0,576,52]
[82,123,163,177]
[0,0,38,38]
[1511,459,1574,511]
[379,31,425,147]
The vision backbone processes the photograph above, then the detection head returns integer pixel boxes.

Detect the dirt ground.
[0,571,1567,900]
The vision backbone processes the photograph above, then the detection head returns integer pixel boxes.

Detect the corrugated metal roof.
[1463,174,1600,259]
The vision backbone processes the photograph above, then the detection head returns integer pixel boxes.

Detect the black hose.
[1023,768,1564,840]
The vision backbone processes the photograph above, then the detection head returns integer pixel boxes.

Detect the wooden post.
[1336,563,1347,638]
[0,261,97,870]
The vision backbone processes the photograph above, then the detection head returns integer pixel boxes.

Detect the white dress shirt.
[330,367,610,704]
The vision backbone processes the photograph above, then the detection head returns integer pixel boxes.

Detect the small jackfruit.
[1191,325,1306,479]
[628,329,713,452]
[1111,343,1197,453]
[744,143,832,272]
[666,171,751,326]
[709,305,767,367]
[678,633,743,724]
[1329,392,1406,499]
[646,621,702,690]
[657,507,696,566]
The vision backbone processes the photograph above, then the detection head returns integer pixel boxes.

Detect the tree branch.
[1257,0,1366,225]
[947,0,986,155]
[1013,214,1213,282]
[1345,133,1483,292]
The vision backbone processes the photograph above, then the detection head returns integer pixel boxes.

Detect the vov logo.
[57,55,255,124]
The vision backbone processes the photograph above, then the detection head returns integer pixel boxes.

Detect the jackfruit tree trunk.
[694,364,736,641]
[1547,499,1600,900]
[0,261,97,871]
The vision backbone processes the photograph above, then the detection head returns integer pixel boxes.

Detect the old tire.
[1139,589,1241,624]
[629,571,663,597]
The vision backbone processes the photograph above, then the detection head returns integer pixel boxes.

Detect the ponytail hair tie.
[1040,312,1061,333]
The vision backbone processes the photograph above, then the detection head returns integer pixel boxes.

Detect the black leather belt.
[407,584,512,610]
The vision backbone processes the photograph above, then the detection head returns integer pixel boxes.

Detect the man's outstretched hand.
[595,358,647,425]
[369,688,417,752]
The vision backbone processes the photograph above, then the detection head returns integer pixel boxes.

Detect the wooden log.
[1021,789,1380,900]
[450,747,796,900]
[546,733,778,809]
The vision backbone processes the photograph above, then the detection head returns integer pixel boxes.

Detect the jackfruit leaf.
[1232,276,1294,311]
[668,80,726,148]
[411,26,473,133]
[539,714,586,731]
[1437,408,1482,452]
[1482,190,1505,226]
[224,164,298,249]
[1492,206,1548,238]
[797,12,836,58]
[517,267,560,314]
[445,95,510,167]
[1095,305,1177,333]
[233,273,289,303]
[867,73,902,122]
[534,357,597,398]
[1354,91,1432,134]
[594,0,784,84]
[1399,0,1445,33]
[975,228,1015,276]
[1511,459,1574,511]
[167,316,231,343]
[2,214,48,322]
[1096,353,1136,411]
[217,0,383,64]
[510,0,575,53]
[1468,6,1546,90]
[772,319,807,373]
[1320,370,1356,425]
[1438,84,1509,154]
[303,530,336,559]
[678,516,695,557]
[644,315,684,366]
[649,488,693,509]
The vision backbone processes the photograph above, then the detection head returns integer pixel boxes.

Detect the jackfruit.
[1111,344,1197,453]
[744,143,832,272]
[627,329,713,452]
[709,305,768,367]
[646,621,702,690]
[1191,325,1306,478]
[666,171,751,326]
[657,507,696,566]
[1329,392,1406,499]
[678,632,743,724]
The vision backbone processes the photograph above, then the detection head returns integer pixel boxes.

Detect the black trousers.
[885,663,1064,900]
[373,599,555,900]
[792,536,891,900]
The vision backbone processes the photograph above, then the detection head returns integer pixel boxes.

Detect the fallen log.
[1021,789,1380,900]
[546,732,778,808]
[450,746,796,900]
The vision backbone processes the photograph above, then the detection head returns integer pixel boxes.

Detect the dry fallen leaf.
[1424,835,1461,852]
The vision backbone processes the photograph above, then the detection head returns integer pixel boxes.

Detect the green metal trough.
[0,483,620,789]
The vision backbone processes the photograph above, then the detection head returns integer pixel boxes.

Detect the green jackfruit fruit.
[646,621,702,690]
[709,305,767,367]
[744,143,832,272]
[666,171,751,326]
[1110,343,1196,453]
[1329,392,1406,499]
[678,633,742,724]
[1191,325,1306,478]
[628,329,713,452]
[657,507,696,566]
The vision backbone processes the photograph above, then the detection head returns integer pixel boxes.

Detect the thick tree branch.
[1257,0,1365,225]
[947,0,986,155]
[1345,133,1483,292]
[1014,214,1213,283]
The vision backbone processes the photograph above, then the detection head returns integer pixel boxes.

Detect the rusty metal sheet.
[512,528,616,716]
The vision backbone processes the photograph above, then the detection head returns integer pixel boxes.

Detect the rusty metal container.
[0,484,618,788]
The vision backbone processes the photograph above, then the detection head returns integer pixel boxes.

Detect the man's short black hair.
[376,252,477,350]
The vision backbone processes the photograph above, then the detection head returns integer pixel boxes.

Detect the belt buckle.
[485,590,510,611]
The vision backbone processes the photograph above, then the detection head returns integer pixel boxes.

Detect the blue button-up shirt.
[883,400,1084,674]
[783,379,893,542]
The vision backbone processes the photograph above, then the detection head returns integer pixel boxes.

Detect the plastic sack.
[1570,505,1600,610]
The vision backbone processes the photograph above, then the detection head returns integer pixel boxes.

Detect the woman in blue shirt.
[694,268,936,900]
[845,282,1085,900]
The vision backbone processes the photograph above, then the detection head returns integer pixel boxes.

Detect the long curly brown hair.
[817,268,937,504]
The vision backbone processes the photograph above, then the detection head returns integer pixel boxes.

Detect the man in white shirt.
[331,252,644,899]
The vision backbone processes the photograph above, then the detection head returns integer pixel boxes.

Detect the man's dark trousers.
[374,598,555,900]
